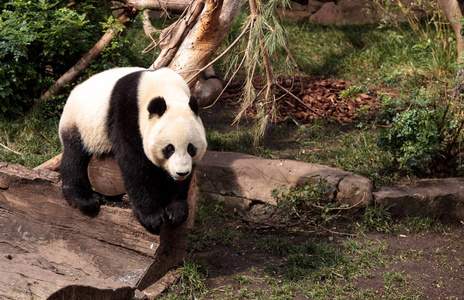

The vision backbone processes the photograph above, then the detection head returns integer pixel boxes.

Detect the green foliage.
[0,0,150,119]
[362,204,393,233]
[271,178,346,224]
[258,236,347,281]
[0,0,98,118]
[173,260,208,298]
[376,88,464,174]
[339,82,371,100]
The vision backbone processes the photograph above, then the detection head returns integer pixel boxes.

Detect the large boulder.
[196,151,374,210]
[309,0,380,25]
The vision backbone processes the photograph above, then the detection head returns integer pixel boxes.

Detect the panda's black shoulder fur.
[107,70,144,154]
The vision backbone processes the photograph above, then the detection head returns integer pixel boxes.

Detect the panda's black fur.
[59,68,205,234]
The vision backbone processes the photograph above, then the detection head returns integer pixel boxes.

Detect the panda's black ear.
[189,95,199,116]
[148,97,167,118]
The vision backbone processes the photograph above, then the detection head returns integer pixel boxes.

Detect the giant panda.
[59,67,207,233]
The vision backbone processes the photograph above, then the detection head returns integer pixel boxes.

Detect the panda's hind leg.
[60,126,101,214]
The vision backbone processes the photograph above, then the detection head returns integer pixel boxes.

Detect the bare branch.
[142,10,160,37]
[263,20,303,93]
[275,82,326,119]
[202,48,248,109]
[126,0,190,14]
[0,143,22,156]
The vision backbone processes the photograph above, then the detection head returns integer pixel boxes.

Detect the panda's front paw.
[134,207,164,234]
[165,200,189,227]
[80,193,102,214]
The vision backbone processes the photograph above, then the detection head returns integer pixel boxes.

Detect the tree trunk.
[437,0,464,101]
[437,0,464,62]
[143,10,158,37]
[151,0,243,88]
[0,163,182,299]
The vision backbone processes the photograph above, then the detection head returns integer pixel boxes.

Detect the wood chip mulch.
[220,76,382,124]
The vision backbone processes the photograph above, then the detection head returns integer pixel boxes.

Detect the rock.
[338,174,374,209]
[309,0,380,25]
[278,1,321,21]
[196,151,368,209]
[373,178,464,220]
[207,193,254,211]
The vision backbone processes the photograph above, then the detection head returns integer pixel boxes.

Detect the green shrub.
[0,0,97,118]
[376,88,464,175]
[0,0,150,119]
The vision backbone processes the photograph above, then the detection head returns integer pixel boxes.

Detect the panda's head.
[142,95,207,181]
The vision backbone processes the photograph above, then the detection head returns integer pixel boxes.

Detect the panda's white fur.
[60,67,144,154]
[59,67,207,233]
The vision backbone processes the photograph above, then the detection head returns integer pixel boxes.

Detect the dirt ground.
[174,76,464,299]
[189,214,464,299]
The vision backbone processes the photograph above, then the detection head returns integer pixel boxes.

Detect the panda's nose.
[176,171,190,177]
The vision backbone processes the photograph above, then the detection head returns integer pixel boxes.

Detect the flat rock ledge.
[374,178,464,220]
[196,151,464,220]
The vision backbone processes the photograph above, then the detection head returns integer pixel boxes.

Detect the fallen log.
[0,162,195,299]
[33,153,62,172]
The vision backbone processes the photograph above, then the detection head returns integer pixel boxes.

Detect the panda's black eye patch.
[187,143,197,157]
[162,144,175,159]
[148,97,167,119]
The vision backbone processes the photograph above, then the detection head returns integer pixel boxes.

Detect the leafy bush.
[0,0,95,118]
[0,0,150,119]
[376,88,464,175]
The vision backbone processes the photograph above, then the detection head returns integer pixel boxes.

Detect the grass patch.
[0,115,61,168]
[362,204,394,233]
[402,215,434,233]
[207,122,399,186]
[284,22,456,90]
[165,259,208,299]
[208,17,461,184]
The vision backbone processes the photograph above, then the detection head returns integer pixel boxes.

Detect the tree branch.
[126,0,190,14]
[0,143,22,156]
[187,17,252,85]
